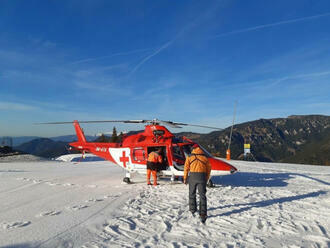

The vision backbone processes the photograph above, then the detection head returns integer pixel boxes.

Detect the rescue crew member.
[147,147,163,186]
[183,144,211,223]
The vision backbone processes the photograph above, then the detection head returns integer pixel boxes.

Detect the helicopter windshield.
[198,145,212,157]
[172,145,185,161]
[182,144,212,158]
[182,144,192,158]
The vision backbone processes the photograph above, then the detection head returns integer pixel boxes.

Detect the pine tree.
[111,127,118,143]
[118,131,124,143]
[98,134,108,143]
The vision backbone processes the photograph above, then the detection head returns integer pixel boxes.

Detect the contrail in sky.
[131,11,330,74]
[214,12,330,38]
[70,48,153,65]
[270,70,330,87]
[130,40,176,74]
[130,2,216,74]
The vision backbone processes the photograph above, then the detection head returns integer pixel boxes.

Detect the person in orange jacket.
[147,147,163,186]
[184,144,211,223]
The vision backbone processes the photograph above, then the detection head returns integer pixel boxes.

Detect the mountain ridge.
[183,115,330,165]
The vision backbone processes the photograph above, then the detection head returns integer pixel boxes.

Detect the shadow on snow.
[208,190,327,218]
[212,172,293,188]
[212,171,330,188]
[2,243,37,248]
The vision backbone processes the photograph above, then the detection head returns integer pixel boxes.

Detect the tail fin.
[73,120,87,143]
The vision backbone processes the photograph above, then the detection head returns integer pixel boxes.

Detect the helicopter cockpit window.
[199,145,212,158]
[172,145,184,160]
[153,130,165,136]
[182,144,192,157]
[172,137,184,143]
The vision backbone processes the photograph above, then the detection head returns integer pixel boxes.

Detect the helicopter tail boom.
[73,120,87,144]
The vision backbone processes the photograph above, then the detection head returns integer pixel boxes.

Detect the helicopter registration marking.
[95,147,107,152]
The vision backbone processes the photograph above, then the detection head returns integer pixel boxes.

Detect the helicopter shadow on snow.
[0,170,27,173]
[1,242,37,248]
[212,172,293,188]
[208,172,329,218]
[208,190,327,218]
[212,171,330,188]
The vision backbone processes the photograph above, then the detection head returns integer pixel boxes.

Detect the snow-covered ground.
[0,158,329,248]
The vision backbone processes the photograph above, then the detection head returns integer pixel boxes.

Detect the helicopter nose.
[209,158,237,173]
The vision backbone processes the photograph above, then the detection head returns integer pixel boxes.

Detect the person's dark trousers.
[188,172,207,216]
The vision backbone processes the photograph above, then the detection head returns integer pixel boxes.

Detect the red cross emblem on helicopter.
[119,151,129,168]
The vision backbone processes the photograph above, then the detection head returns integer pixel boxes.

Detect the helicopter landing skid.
[123,177,131,184]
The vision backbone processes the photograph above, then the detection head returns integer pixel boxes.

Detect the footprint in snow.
[17,178,42,183]
[85,198,104,203]
[16,177,30,181]
[86,185,98,188]
[46,182,61,186]
[63,183,75,187]
[2,221,31,229]
[36,211,62,218]
[66,205,89,211]
[81,241,101,248]
[103,194,119,199]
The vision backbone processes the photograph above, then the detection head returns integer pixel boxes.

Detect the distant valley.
[10,135,96,146]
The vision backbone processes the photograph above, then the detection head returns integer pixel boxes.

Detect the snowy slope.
[0,159,329,248]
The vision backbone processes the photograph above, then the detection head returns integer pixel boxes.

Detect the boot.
[200,214,207,224]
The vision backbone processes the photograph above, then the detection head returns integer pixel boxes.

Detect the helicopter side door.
[147,146,168,171]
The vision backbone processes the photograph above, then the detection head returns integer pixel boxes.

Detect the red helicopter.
[42,119,237,186]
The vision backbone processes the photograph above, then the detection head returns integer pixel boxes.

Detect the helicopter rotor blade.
[35,121,75,124]
[156,120,182,128]
[35,120,150,125]
[35,119,223,130]
[176,123,223,130]
[156,120,223,130]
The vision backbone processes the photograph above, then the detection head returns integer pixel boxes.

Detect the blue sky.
[1,0,330,137]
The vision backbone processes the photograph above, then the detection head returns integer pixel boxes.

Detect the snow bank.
[0,154,47,163]
[0,160,329,247]
[56,154,105,162]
